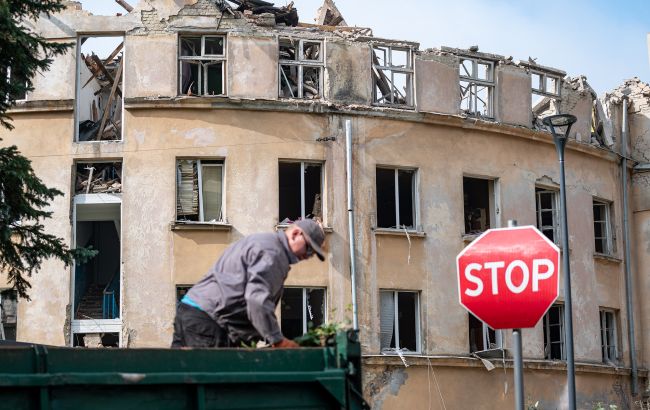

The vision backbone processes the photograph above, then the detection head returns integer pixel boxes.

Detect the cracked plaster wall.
[228,34,277,100]
[326,40,372,105]
[495,63,531,127]
[415,52,459,115]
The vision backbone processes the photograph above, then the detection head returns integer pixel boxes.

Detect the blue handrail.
[102,270,120,319]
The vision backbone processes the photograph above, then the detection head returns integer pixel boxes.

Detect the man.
[171,219,326,348]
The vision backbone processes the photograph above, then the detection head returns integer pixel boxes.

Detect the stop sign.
[456,226,560,329]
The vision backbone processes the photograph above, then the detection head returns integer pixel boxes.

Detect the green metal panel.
[0,331,369,410]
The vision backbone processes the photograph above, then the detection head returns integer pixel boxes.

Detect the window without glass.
[176,159,224,223]
[593,199,614,255]
[543,304,564,360]
[179,35,226,96]
[376,168,416,229]
[468,313,502,353]
[600,309,618,363]
[459,57,494,117]
[536,187,560,244]
[279,38,323,99]
[463,177,496,234]
[372,45,414,107]
[76,36,124,141]
[531,70,561,116]
[280,287,326,340]
[3,67,27,101]
[379,290,420,353]
[0,289,17,341]
[278,161,322,224]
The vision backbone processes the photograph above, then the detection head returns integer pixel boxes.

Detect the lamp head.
[542,114,577,139]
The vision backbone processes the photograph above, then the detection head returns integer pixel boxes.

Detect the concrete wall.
[415,53,460,115]
[326,40,372,105]
[124,34,177,98]
[228,34,277,99]
[495,63,531,127]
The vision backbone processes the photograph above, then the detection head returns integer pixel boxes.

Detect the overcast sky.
[80,0,650,96]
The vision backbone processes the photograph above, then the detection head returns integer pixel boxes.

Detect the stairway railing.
[102,269,120,319]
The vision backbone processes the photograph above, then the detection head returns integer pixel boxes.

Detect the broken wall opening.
[0,289,17,341]
[75,162,122,194]
[76,36,124,142]
[73,332,119,348]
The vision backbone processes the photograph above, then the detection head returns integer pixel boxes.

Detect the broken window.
[179,35,226,96]
[379,290,420,353]
[536,187,560,245]
[176,159,224,223]
[0,289,17,341]
[280,287,326,340]
[531,70,561,117]
[593,199,614,255]
[278,38,323,99]
[75,162,122,195]
[372,45,413,107]
[376,167,416,229]
[600,309,618,363]
[463,177,496,235]
[468,313,502,353]
[543,304,564,360]
[76,36,124,141]
[278,161,322,224]
[459,57,494,117]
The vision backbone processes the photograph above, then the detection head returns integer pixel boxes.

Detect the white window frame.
[278,160,324,223]
[176,159,225,223]
[379,290,421,354]
[530,69,562,99]
[278,38,324,99]
[371,44,414,108]
[543,304,565,360]
[375,167,419,230]
[593,199,614,255]
[178,35,227,96]
[535,187,560,245]
[600,309,618,363]
[459,57,495,117]
[463,175,500,235]
[281,287,328,335]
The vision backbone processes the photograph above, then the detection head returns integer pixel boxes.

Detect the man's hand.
[272,338,299,348]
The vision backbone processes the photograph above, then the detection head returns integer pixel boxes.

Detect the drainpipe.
[346,119,359,330]
[621,96,638,395]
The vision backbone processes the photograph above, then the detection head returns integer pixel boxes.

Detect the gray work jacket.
[186,231,298,345]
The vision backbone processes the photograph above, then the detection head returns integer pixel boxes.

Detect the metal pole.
[346,119,359,330]
[554,135,576,410]
[621,96,638,395]
[507,219,524,410]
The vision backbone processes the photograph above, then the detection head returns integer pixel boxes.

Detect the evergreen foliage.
[0,0,96,299]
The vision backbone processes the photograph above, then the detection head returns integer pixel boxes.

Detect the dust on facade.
[1,0,650,408]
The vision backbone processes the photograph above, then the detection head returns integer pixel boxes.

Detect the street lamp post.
[542,114,577,410]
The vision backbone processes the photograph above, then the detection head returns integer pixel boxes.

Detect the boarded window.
[176,159,224,222]
[376,168,416,229]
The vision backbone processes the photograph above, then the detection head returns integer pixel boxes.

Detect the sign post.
[456,221,560,409]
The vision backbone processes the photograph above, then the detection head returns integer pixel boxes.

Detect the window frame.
[535,187,560,245]
[459,57,495,117]
[178,34,227,96]
[280,286,327,337]
[371,44,414,108]
[599,308,619,363]
[468,313,503,353]
[543,304,565,360]
[463,175,499,235]
[593,198,614,256]
[375,166,419,230]
[0,289,17,341]
[278,160,324,224]
[278,38,324,99]
[379,289,421,354]
[175,158,226,224]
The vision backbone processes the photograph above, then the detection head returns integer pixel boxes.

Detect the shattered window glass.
[179,35,226,96]
[372,45,414,107]
[278,38,324,99]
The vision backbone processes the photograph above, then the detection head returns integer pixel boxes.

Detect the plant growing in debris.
[0,0,96,299]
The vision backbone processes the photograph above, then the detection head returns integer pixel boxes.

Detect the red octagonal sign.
[457,226,560,330]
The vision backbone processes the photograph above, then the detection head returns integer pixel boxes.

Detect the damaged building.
[2,0,650,408]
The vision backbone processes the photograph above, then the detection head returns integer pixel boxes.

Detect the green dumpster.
[0,330,368,409]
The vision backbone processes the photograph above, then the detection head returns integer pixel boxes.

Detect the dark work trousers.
[171,302,229,348]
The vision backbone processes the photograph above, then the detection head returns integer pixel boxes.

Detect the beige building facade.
[2,1,650,408]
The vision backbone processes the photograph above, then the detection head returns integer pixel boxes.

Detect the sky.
[80,0,650,96]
